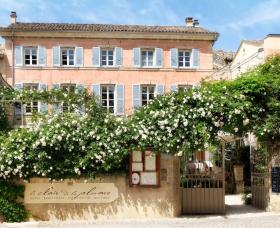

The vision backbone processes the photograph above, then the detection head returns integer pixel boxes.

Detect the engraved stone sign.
[24,182,119,204]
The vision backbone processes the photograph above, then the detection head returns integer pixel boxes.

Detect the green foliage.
[0,180,28,222]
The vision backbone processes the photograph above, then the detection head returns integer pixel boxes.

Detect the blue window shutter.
[133,48,141,67]
[155,48,163,67]
[116,84,124,115]
[75,47,83,67]
[14,83,23,90]
[92,47,100,67]
[156,85,164,96]
[53,46,60,67]
[92,84,100,100]
[170,85,178,92]
[53,103,62,114]
[38,83,48,113]
[15,46,23,66]
[52,84,60,90]
[133,85,141,110]
[115,47,123,67]
[192,48,200,68]
[76,84,84,94]
[170,48,178,68]
[38,46,46,66]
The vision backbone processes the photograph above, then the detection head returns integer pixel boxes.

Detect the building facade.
[0,12,218,117]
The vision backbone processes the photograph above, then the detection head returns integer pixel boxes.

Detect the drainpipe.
[11,31,15,87]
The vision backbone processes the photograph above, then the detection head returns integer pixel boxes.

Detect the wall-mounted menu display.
[272,166,280,193]
[129,150,160,187]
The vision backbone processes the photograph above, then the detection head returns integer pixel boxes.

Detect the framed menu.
[129,150,160,187]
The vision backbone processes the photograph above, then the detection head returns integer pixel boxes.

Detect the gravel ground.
[2,195,280,228]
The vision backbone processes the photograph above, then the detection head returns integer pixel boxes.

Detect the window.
[24,47,37,66]
[101,85,115,113]
[178,84,193,92]
[61,48,75,66]
[141,85,155,106]
[141,50,154,67]
[178,50,191,68]
[101,49,114,66]
[61,84,76,112]
[23,84,39,114]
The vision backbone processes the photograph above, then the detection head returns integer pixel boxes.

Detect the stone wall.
[23,154,181,221]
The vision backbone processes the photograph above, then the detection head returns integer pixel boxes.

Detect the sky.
[0,0,279,51]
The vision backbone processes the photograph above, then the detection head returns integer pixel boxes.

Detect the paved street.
[2,195,280,228]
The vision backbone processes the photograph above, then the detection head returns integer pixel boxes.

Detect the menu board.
[130,150,160,187]
[272,167,280,193]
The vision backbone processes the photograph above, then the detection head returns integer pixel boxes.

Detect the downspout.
[11,30,15,87]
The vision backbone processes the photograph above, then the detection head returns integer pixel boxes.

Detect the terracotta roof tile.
[0,22,218,35]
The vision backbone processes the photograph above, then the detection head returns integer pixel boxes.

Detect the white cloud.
[227,0,280,31]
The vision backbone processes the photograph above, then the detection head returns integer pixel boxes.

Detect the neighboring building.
[207,50,235,81]
[210,34,280,80]
[0,12,218,119]
[0,44,6,86]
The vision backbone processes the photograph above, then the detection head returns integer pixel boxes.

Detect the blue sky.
[0,0,279,51]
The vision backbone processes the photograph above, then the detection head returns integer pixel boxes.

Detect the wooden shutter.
[14,83,23,115]
[53,46,60,67]
[92,84,101,100]
[155,48,163,67]
[38,46,46,66]
[133,84,141,110]
[52,84,62,113]
[170,85,178,92]
[192,48,200,68]
[116,84,125,115]
[38,83,48,113]
[92,47,100,67]
[115,47,123,67]
[170,48,178,68]
[156,85,164,96]
[133,48,141,67]
[75,47,83,67]
[15,46,23,66]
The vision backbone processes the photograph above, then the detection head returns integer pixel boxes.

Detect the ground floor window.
[101,85,115,113]
[141,85,155,106]
[178,84,193,92]
[23,84,39,114]
[61,84,76,112]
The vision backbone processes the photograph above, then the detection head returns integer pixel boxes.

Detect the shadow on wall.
[24,156,181,221]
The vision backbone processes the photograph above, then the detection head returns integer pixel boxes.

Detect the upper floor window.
[23,84,38,114]
[24,47,37,66]
[61,84,76,112]
[141,85,155,106]
[178,50,191,68]
[101,49,114,66]
[141,50,154,67]
[61,48,75,66]
[101,85,115,113]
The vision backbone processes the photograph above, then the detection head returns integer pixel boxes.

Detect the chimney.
[185,17,193,27]
[10,11,17,24]
[193,19,199,27]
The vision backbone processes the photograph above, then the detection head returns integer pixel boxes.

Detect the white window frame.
[141,85,155,106]
[61,48,75,66]
[141,49,155,67]
[101,84,115,113]
[23,84,39,114]
[178,50,192,68]
[101,48,115,67]
[24,47,38,66]
[178,84,193,91]
[61,84,76,112]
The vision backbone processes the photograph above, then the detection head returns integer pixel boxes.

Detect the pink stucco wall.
[4,37,214,114]
[264,36,280,58]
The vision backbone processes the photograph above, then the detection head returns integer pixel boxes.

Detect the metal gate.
[251,172,269,209]
[181,143,225,214]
